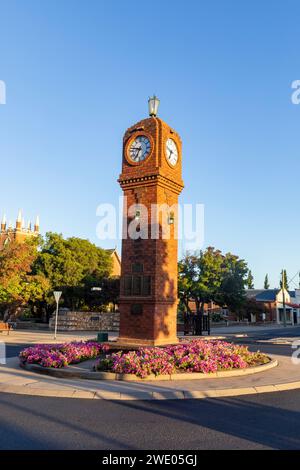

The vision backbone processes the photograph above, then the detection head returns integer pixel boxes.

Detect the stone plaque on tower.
[117,97,184,346]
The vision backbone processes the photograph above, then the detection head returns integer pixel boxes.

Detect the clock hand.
[135,147,141,160]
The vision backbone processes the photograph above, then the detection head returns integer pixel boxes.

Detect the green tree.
[246,270,254,289]
[178,256,195,316]
[280,269,289,290]
[264,274,270,289]
[178,247,248,334]
[83,277,120,312]
[34,233,113,311]
[0,239,50,318]
[215,252,248,313]
[238,298,265,322]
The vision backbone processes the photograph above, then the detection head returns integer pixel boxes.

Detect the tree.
[0,239,50,318]
[215,252,248,313]
[179,248,223,311]
[83,277,120,312]
[178,257,196,316]
[264,274,270,289]
[33,233,113,311]
[246,270,254,289]
[238,298,265,322]
[178,247,248,334]
[280,269,289,290]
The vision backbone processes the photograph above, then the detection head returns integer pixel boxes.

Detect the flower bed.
[95,340,269,378]
[19,339,269,378]
[19,341,109,368]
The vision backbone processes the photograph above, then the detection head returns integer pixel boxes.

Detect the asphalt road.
[0,390,300,450]
[1,326,300,450]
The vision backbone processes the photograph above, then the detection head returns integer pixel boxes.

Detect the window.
[132,263,143,273]
[142,276,151,296]
[124,276,132,296]
[123,275,151,296]
[132,276,142,295]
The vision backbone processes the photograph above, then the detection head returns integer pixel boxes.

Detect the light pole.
[53,291,62,340]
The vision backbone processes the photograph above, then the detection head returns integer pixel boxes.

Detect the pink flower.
[19,341,109,368]
[95,339,267,377]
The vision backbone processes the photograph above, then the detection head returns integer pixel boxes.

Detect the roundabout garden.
[19,339,270,380]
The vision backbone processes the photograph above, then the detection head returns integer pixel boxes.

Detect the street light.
[148,95,160,117]
[53,291,62,340]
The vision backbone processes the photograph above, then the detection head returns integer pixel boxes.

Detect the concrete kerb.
[1,379,300,401]
[20,357,278,382]
[2,355,298,401]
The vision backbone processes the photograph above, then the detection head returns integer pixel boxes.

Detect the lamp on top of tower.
[148,95,160,117]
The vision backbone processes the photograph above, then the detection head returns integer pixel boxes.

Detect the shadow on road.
[0,390,300,449]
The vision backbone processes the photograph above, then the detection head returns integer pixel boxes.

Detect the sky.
[0,0,299,289]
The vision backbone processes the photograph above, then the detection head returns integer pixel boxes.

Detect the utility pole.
[282,269,287,327]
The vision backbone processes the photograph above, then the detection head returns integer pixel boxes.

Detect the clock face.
[166,138,178,166]
[129,135,151,163]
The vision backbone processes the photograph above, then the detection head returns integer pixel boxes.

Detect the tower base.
[111,336,179,349]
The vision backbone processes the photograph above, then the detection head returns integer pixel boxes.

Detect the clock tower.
[118,97,184,346]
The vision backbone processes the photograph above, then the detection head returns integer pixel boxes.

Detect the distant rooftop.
[246,289,280,302]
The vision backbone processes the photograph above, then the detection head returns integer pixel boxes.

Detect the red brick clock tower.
[118,97,184,346]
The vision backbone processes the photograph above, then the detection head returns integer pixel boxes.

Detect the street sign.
[54,291,62,303]
[53,291,62,339]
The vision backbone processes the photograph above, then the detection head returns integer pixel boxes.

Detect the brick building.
[246,288,300,325]
[187,288,300,325]
[0,210,39,249]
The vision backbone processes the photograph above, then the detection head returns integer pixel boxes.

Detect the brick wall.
[49,311,120,331]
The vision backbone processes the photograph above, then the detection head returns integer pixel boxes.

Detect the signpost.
[53,291,62,340]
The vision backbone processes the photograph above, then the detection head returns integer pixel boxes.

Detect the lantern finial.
[148,95,160,117]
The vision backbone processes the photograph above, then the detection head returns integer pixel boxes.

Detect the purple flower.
[95,339,268,377]
[19,341,109,368]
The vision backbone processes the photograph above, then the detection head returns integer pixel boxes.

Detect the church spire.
[34,215,40,233]
[1,213,6,231]
[16,209,22,230]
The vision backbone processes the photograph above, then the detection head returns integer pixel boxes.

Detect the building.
[105,248,121,277]
[0,210,39,249]
[246,289,300,325]
[187,288,300,326]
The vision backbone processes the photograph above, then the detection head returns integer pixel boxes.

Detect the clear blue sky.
[0,0,299,289]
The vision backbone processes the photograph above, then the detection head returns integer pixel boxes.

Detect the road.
[0,390,300,449]
[1,326,300,450]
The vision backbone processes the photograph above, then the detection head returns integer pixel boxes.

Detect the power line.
[286,270,300,289]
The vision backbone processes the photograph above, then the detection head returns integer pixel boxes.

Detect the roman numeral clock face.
[166,138,178,166]
[129,135,151,163]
